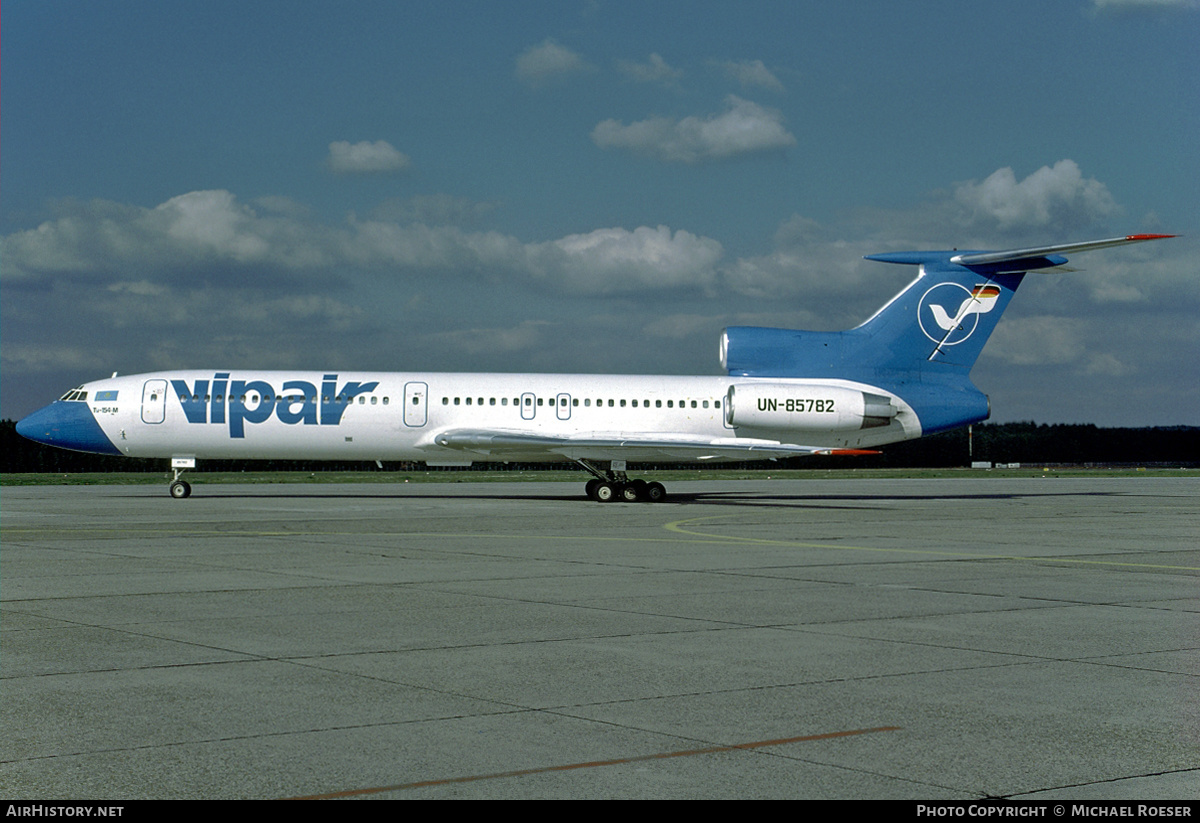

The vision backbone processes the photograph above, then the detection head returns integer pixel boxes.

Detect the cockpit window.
[59,386,88,402]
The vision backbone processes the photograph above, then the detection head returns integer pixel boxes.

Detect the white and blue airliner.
[17,234,1173,501]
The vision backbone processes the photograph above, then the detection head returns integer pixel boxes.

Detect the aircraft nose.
[16,402,123,455]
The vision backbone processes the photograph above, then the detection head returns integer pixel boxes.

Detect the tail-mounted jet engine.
[724,383,896,431]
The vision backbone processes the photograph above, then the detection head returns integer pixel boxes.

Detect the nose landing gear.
[168,457,195,499]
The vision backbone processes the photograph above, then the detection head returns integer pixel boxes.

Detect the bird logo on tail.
[918,283,1001,346]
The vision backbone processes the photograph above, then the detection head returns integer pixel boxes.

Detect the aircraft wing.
[432,429,875,462]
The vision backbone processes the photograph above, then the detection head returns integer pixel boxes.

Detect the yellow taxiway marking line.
[289,725,902,799]
[663,516,1200,571]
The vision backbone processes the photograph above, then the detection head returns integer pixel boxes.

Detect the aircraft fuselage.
[43,370,920,464]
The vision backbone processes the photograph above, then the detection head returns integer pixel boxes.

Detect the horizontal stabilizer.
[949,234,1175,267]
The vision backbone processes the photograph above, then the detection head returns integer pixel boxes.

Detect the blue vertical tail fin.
[855,234,1173,376]
[720,234,1174,433]
[850,253,1025,376]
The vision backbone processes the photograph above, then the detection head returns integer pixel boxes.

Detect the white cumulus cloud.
[715,59,785,92]
[1,190,727,299]
[617,53,684,88]
[532,225,724,295]
[327,140,411,174]
[953,160,1118,232]
[591,96,796,164]
[515,39,591,87]
[0,190,338,284]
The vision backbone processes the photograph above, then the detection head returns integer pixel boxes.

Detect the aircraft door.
[556,393,571,421]
[520,392,536,420]
[403,382,428,427]
[141,379,167,424]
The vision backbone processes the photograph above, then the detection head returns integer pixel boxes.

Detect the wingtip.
[1125,234,1176,241]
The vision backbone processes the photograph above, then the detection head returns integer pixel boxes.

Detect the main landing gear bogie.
[583,473,667,504]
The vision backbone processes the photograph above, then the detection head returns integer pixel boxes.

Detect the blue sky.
[3,0,1197,426]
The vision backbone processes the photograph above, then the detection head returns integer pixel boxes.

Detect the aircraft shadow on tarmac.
[155,487,1123,508]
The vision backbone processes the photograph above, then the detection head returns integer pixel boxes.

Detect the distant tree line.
[3,419,1196,474]
[856,422,1199,468]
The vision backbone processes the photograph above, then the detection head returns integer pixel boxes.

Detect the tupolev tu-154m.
[16,234,1174,501]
